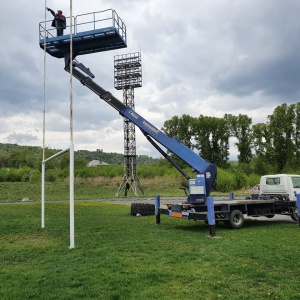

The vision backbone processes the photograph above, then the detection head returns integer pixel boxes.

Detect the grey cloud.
[6,132,39,144]
[1,0,300,158]
[213,54,300,101]
[208,0,300,101]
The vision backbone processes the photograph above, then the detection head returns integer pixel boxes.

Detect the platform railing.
[39,9,126,42]
[112,10,127,41]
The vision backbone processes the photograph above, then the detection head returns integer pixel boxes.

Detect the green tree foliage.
[0,150,9,168]
[162,102,300,175]
[162,115,230,168]
[0,144,158,170]
[252,123,269,157]
[161,115,195,170]
[294,103,300,157]
[225,113,252,163]
[162,114,195,148]
[191,116,229,168]
[215,169,235,192]
[76,149,158,166]
[268,103,295,172]
[252,103,299,173]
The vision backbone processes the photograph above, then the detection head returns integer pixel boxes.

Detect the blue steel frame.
[121,107,217,199]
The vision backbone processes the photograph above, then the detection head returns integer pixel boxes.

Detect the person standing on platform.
[46,8,66,36]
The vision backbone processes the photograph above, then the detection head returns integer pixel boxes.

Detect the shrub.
[76,167,91,178]
[30,170,41,182]
[21,172,30,182]
[137,165,157,178]
[6,169,22,182]
[249,157,277,175]
[46,169,57,182]
[57,168,70,179]
[0,168,8,182]
[233,169,247,190]
[247,173,261,188]
[215,169,235,192]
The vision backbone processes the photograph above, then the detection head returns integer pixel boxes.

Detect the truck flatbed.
[160,198,298,229]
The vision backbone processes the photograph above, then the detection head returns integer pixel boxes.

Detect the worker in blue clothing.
[46,7,66,36]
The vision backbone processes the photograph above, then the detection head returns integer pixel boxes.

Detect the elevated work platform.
[39,9,127,59]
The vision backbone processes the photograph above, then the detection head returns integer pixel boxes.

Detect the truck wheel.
[131,203,155,216]
[265,215,275,218]
[227,210,244,229]
[291,207,299,222]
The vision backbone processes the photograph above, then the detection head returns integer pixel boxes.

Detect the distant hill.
[76,149,159,166]
[0,143,159,168]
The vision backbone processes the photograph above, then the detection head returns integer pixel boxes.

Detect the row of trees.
[162,102,300,173]
[0,144,158,171]
[0,102,299,186]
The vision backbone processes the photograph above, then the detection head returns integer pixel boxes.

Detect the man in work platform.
[46,8,66,36]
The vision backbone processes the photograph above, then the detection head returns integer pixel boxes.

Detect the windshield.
[292,177,300,188]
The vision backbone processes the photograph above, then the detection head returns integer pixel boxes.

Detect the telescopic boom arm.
[65,61,217,202]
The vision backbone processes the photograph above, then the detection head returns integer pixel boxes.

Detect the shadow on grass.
[159,217,298,233]
[242,218,298,228]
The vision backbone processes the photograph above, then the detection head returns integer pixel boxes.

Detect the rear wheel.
[226,210,244,229]
[291,207,299,222]
[265,215,275,218]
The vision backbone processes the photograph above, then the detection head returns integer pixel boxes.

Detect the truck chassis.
[160,199,298,229]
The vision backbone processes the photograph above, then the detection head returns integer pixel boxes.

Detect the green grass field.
[0,201,299,299]
[0,178,232,203]
[0,178,179,203]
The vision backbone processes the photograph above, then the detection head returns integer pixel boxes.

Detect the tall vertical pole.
[41,163,45,228]
[69,0,75,249]
[41,0,47,229]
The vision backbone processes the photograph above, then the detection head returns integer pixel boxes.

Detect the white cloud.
[0,0,300,163]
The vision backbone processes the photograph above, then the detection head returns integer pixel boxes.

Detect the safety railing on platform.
[39,9,126,42]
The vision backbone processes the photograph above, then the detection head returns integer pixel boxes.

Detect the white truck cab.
[259,174,300,201]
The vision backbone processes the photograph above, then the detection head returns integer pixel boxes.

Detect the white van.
[259,174,300,201]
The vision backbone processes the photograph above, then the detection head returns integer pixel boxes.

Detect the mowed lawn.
[0,202,299,300]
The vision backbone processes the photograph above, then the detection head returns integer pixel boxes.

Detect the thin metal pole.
[43,147,70,163]
[41,163,45,228]
[70,143,75,249]
[69,0,75,249]
[42,0,47,229]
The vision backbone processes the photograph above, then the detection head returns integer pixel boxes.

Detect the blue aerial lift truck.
[66,61,299,229]
[40,9,299,230]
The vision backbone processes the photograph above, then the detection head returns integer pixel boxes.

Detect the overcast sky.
[1,0,300,159]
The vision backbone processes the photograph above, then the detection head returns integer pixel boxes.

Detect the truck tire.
[291,207,299,222]
[131,203,155,216]
[226,209,244,229]
[265,215,275,218]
